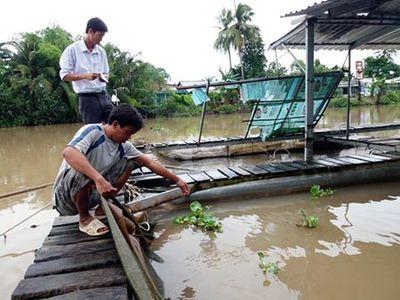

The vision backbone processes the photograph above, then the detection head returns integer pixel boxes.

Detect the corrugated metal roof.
[270,0,400,51]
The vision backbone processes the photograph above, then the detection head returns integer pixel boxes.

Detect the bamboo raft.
[12,135,400,299]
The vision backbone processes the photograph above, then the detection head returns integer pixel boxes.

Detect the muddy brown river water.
[1,105,400,298]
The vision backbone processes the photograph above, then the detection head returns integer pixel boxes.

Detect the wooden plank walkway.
[129,152,400,188]
[12,216,129,300]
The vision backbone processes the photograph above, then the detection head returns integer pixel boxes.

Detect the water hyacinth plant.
[310,184,334,200]
[173,201,222,232]
[297,209,319,228]
[257,252,280,275]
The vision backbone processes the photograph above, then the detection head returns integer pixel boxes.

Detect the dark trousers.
[78,93,114,124]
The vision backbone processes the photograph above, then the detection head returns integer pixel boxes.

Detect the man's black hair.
[86,17,108,33]
[108,104,144,131]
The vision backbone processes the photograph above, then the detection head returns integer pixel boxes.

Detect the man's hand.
[94,176,117,196]
[176,178,190,196]
[83,73,100,81]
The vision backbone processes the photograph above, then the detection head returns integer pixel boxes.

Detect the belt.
[78,91,106,97]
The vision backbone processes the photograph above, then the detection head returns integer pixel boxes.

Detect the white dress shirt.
[59,40,109,93]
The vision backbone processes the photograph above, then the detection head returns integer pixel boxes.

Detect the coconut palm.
[215,3,260,79]
[214,8,234,70]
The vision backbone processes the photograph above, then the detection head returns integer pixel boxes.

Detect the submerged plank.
[12,267,126,300]
[46,286,128,300]
[25,249,119,278]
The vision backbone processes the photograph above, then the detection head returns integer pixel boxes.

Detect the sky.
[0,0,396,83]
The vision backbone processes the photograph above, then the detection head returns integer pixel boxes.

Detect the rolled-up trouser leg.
[54,158,139,215]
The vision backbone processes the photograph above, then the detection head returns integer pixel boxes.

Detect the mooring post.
[198,79,210,144]
[305,18,315,162]
[346,47,352,140]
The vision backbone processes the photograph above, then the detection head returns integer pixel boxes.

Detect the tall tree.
[214,8,234,70]
[242,32,267,78]
[364,51,400,103]
[215,3,259,79]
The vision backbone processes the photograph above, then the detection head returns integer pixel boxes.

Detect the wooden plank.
[49,224,80,236]
[25,249,119,278]
[218,167,240,179]
[34,239,116,263]
[269,162,299,172]
[347,154,384,163]
[177,173,196,184]
[188,172,212,183]
[43,231,111,246]
[312,159,340,167]
[131,174,164,187]
[335,156,367,165]
[46,286,128,300]
[102,199,163,300]
[281,161,309,170]
[53,216,79,227]
[323,156,350,166]
[204,169,228,181]
[256,164,285,174]
[184,139,197,145]
[291,160,327,170]
[239,165,269,175]
[11,267,126,300]
[228,166,251,176]
[369,152,398,160]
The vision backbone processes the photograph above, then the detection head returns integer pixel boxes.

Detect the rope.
[1,202,52,239]
[0,182,53,200]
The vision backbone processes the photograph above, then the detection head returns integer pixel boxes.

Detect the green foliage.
[242,33,267,79]
[380,91,400,105]
[0,26,76,126]
[257,252,280,275]
[266,61,287,77]
[309,185,334,199]
[173,201,222,232]
[297,209,319,228]
[213,104,238,114]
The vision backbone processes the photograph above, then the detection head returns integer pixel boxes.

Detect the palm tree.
[215,3,259,79]
[214,8,234,70]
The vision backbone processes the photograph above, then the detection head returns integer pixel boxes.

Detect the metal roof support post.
[346,47,352,139]
[305,18,315,162]
[198,80,210,144]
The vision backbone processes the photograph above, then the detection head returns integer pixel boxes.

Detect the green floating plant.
[173,201,222,232]
[257,252,280,275]
[297,209,319,228]
[310,184,334,200]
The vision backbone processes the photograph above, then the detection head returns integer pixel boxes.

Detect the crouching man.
[52,103,190,236]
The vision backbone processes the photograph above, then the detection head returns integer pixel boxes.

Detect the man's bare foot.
[94,206,105,217]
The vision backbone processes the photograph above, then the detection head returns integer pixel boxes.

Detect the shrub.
[381,91,400,105]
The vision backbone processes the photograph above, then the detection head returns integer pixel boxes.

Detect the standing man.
[59,17,113,124]
[53,104,191,236]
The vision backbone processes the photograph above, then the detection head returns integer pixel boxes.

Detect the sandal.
[79,219,109,236]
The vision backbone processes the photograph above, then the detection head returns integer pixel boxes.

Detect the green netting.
[244,72,342,141]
